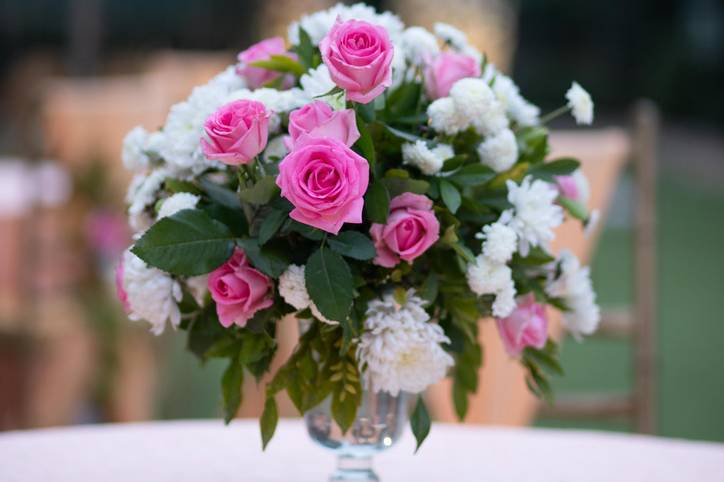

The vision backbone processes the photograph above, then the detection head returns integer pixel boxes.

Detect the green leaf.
[294,27,317,70]
[287,220,325,241]
[410,396,431,453]
[200,177,242,209]
[201,203,248,237]
[237,238,289,278]
[258,209,288,245]
[222,356,244,424]
[382,177,430,198]
[558,196,588,220]
[238,176,280,205]
[355,101,376,123]
[384,82,422,118]
[249,54,306,77]
[528,157,581,182]
[517,126,550,165]
[331,388,359,434]
[440,180,461,214]
[327,231,376,260]
[305,247,354,322]
[260,397,279,449]
[382,124,422,143]
[132,209,235,276]
[364,181,390,224]
[441,155,467,172]
[165,178,202,195]
[450,163,496,186]
[353,114,376,173]
[418,272,439,306]
[452,380,469,421]
[187,307,228,360]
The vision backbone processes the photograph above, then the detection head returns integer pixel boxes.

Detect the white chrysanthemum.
[278,264,335,324]
[262,135,288,164]
[450,78,509,136]
[185,275,208,306]
[208,64,247,92]
[122,249,182,335]
[157,192,200,220]
[279,264,311,311]
[466,254,514,296]
[477,128,519,173]
[566,81,594,125]
[483,66,540,127]
[492,281,517,318]
[427,97,467,135]
[400,26,439,66]
[546,250,600,338]
[433,22,468,50]
[300,64,336,99]
[477,222,518,263]
[126,168,168,233]
[401,140,453,175]
[358,291,453,395]
[122,126,151,172]
[504,176,564,256]
[288,2,404,45]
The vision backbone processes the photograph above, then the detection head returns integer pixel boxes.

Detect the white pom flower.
[288,3,403,45]
[207,65,246,92]
[358,291,453,395]
[126,168,168,233]
[483,66,540,127]
[279,264,311,311]
[478,222,518,263]
[546,250,600,338]
[492,281,517,318]
[504,176,564,256]
[566,81,594,125]
[427,97,467,135]
[477,128,519,173]
[433,22,468,50]
[121,250,182,335]
[450,78,509,136]
[466,254,514,296]
[300,64,336,99]
[400,26,440,66]
[157,192,200,220]
[122,126,151,172]
[402,140,453,175]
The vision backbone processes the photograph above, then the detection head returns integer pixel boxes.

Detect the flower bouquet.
[118,1,599,459]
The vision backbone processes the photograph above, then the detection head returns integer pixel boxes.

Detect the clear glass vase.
[304,389,411,481]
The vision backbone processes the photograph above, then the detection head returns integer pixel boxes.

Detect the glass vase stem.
[331,454,378,482]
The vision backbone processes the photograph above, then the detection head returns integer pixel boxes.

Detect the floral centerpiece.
[117,2,600,453]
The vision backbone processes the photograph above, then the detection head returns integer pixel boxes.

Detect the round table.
[1,420,723,481]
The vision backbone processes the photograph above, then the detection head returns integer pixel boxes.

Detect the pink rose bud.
[115,258,130,313]
[208,248,274,328]
[554,169,590,204]
[370,192,440,268]
[285,101,360,151]
[320,18,394,104]
[276,136,369,234]
[496,294,548,357]
[424,51,481,99]
[201,100,270,165]
[237,37,297,89]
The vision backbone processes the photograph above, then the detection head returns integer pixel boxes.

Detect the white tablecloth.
[1,420,723,481]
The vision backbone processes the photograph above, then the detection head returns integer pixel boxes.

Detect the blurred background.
[0,0,722,442]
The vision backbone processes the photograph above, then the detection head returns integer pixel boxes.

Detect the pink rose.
[496,294,548,357]
[320,19,394,104]
[115,259,130,313]
[236,37,297,89]
[276,136,369,234]
[424,51,481,99]
[554,169,590,204]
[285,101,360,150]
[370,193,440,268]
[201,100,270,165]
[208,248,273,328]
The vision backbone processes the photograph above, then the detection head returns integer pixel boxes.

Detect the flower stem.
[539,105,572,125]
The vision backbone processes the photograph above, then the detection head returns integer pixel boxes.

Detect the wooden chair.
[539,100,660,434]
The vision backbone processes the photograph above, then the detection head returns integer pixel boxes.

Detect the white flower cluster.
[478,222,518,264]
[278,264,335,324]
[566,82,594,125]
[357,290,454,395]
[427,79,508,137]
[400,27,440,66]
[121,249,182,335]
[401,140,454,175]
[299,64,336,99]
[287,2,404,46]
[503,176,564,256]
[476,128,518,173]
[157,192,200,220]
[125,168,169,234]
[432,22,482,61]
[483,65,540,127]
[546,250,600,338]
[465,254,516,318]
